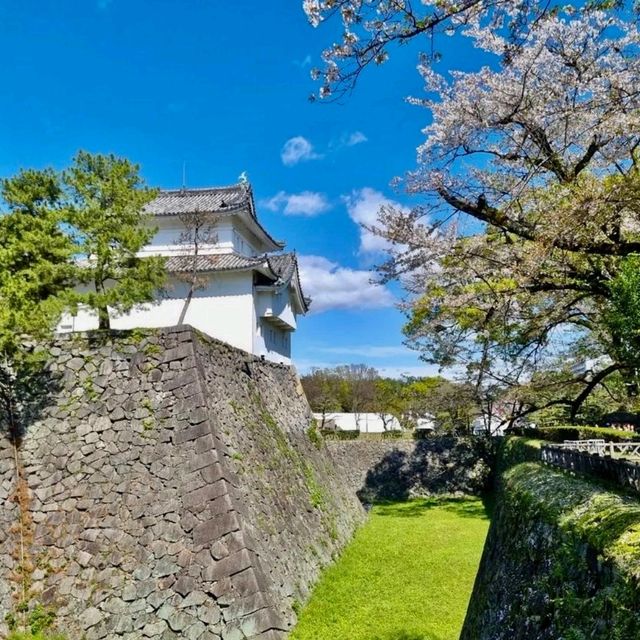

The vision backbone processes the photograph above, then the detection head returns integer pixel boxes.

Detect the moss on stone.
[463,453,640,639]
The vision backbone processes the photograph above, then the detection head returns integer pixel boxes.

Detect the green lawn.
[290,497,491,640]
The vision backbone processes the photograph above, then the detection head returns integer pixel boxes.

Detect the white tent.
[313,412,401,433]
[415,416,435,431]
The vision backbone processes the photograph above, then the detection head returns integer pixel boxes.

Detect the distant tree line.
[301,364,479,434]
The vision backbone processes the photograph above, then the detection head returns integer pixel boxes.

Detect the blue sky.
[0,0,482,377]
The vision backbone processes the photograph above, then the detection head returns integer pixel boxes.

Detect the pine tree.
[0,168,76,440]
[64,151,166,329]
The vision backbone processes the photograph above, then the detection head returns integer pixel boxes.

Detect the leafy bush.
[320,429,360,440]
[306,424,323,449]
[518,425,637,443]
[4,604,63,640]
[413,429,434,440]
[7,633,67,640]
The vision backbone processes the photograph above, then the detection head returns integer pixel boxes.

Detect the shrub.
[8,633,67,640]
[518,425,637,443]
[306,424,323,449]
[320,429,360,440]
[4,603,65,640]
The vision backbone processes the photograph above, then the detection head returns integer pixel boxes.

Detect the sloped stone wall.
[0,436,18,616]
[462,444,640,639]
[0,327,364,639]
[326,437,493,502]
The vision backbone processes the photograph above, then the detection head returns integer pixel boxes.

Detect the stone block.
[183,480,227,509]
[174,422,211,445]
[173,575,197,596]
[81,607,103,629]
[200,463,224,484]
[229,569,262,598]
[224,593,267,621]
[187,451,218,473]
[203,549,252,582]
[142,620,168,636]
[193,512,240,547]
[239,608,286,636]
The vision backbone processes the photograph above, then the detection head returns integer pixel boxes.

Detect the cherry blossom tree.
[392,11,640,421]
[307,3,640,423]
[303,0,634,100]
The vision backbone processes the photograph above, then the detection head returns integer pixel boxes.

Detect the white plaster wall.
[140,218,234,256]
[140,217,259,257]
[254,320,291,365]
[255,289,297,331]
[58,272,257,355]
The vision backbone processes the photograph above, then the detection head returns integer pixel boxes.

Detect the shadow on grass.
[374,496,490,520]
[373,631,442,640]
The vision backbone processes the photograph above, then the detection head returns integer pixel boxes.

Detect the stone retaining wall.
[462,458,640,639]
[326,436,492,502]
[0,327,364,639]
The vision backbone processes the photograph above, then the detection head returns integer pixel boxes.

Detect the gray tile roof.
[165,253,264,273]
[266,253,296,285]
[146,182,284,250]
[166,251,311,313]
[146,184,250,216]
[267,253,311,313]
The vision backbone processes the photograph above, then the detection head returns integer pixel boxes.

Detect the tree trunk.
[95,272,110,330]
[97,305,110,330]
[178,286,194,326]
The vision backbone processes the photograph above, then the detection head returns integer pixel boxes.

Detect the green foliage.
[486,462,640,638]
[291,498,490,640]
[303,368,479,434]
[603,254,640,367]
[496,437,542,476]
[415,377,478,434]
[306,423,323,449]
[4,603,62,639]
[65,151,166,329]
[467,444,640,639]
[7,633,67,640]
[319,428,360,440]
[0,169,76,356]
[303,462,327,510]
[0,154,168,440]
[521,425,637,443]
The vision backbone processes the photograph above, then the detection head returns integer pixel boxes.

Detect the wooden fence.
[554,439,640,458]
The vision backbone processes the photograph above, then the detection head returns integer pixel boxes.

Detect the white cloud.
[298,255,395,313]
[346,131,368,146]
[330,131,369,150]
[281,136,321,166]
[343,187,409,255]
[294,54,312,68]
[262,191,330,217]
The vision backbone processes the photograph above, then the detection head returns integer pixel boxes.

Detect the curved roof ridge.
[159,183,246,195]
[265,252,311,313]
